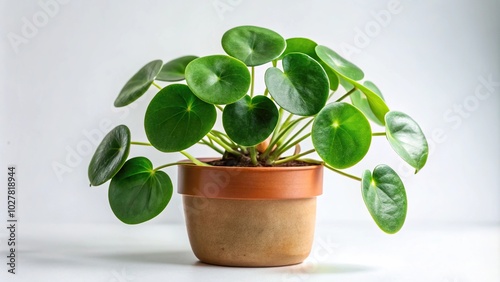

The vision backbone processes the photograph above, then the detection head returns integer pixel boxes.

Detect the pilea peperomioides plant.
[88,25,428,234]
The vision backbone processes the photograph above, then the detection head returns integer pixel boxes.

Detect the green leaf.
[349,80,385,126]
[114,60,163,107]
[340,76,390,125]
[279,37,317,59]
[185,55,250,105]
[144,84,216,152]
[312,102,372,168]
[109,157,173,224]
[362,165,407,234]
[265,53,329,116]
[221,25,286,66]
[156,55,198,82]
[315,45,364,81]
[385,111,429,172]
[88,125,130,186]
[223,95,279,146]
[280,38,339,90]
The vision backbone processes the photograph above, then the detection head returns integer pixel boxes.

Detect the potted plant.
[88,25,428,267]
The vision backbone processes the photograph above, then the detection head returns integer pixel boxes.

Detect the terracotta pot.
[178,159,323,267]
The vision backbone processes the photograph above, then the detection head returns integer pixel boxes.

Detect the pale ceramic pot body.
[178,160,323,267]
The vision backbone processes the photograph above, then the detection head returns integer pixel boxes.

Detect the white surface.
[0,223,498,282]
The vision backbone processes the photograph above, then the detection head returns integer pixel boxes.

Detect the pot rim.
[177,158,323,199]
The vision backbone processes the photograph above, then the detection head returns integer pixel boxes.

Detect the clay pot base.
[183,196,317,267]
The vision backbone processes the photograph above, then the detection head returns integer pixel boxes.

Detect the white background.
[1,0,499,230]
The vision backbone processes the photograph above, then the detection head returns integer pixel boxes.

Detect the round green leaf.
[221,25,286,66]
[312,102,372,168]
[223,95,279,146]
[185,55,250,105]
[316,45,364,81]
[279,37,317,59]
[385,111,429,172]
[279,38,339,90]
[109,157,173,224]
[114,60,163,107]
[349,80,386,126]
[88,125,130,186]
[361,165,407,234]
[265,53,329,116]
[144,84,216,152]
[156,55,198,82]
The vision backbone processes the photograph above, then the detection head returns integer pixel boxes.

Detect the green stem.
[272,132,311,161]
[180,151,208,166]
[248,147,258,165]
[250,66,255,98]
[211,130,236,147]
[263,88,269,96]
[200,139,224,155]
[372,132,386,136]
[324,164,362,181]
[274,117,307,147]
[273,149,316,165]
[153,162,183,171]
[335,87,357,102]
[272,60,277,67]
[262,108,284,159]
[152,81,162,90]
[131,141,152,146]
[280,112,295,132]
[274,119,313,156]
[207,133,241,155]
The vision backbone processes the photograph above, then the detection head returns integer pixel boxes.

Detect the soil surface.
[206,154,316,167]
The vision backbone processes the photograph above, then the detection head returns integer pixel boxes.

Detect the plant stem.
[263,88,269,96]
[248,147,258,165]
[216,105,224,112]
[131,141,152,146]
[280,112,295,132]
[324,164,362,181]
[207,133,241,155]
[272,132,311,160]
[262,108,284,158]
[274,149,316,165]
[274,119,313,157]
[211,130,236,147]
[153,162,183,171]
[200,139,224,155]
[180,150,208,166]
[272,60,277,67]
[273,117,307,148]
[372,132,386,136]
[152,81,162,90]
[250,66,255,98]
[335,87,357,102]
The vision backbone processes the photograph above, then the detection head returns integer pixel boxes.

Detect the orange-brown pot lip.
[177,158,323,200]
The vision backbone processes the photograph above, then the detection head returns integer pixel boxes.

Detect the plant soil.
[206,154,317,167]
